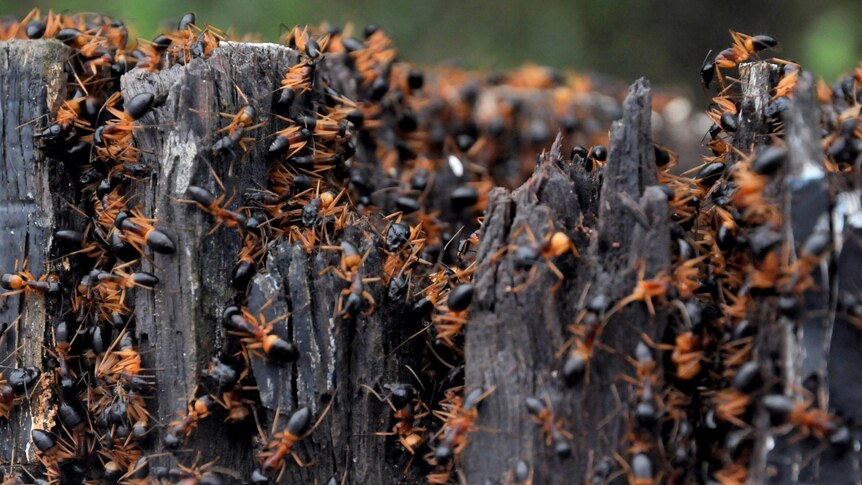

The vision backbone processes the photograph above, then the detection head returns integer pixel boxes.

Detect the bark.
[0,39,71,464]
[1,36,859,485]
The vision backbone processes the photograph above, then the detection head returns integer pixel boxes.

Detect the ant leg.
[235,85,250,105]
[362,291,376,315]
[645,297,656,317]
[488,245,510,264]
[207,220,225,237]
[0,289,24,299]
[290,451,315,468]
[545,260,565,291]
[507,266,538,293]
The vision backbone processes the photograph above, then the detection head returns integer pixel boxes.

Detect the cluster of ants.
[0,7,861,484]
[0,9,623,485]
[546,32,861,485]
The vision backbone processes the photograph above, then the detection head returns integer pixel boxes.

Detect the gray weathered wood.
[123,42,300,475]
[0,39,71,464]
[465,78,668,484]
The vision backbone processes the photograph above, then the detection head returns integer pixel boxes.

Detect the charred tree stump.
[1,26,861,485]
[0,39,72,463]
[465,78,671,484]
[121,41,428,483]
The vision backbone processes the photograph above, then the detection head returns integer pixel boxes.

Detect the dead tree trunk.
[0,39,72,464]
[1,32,860,485]
[465,78,667,483]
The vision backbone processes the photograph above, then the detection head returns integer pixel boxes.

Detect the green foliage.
[800,6,860,81]
[2,0,860,93]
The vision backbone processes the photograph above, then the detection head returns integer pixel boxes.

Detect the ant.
[223,304,298,364]
[166,16,226,65]
[95,91,155,163]
[606,263,671,318]
[1,259,60,300]
[31,429,76,483]
[430,386,494,465]
[93,329,147,385]
[168,455,235,485]
[337,271,380,319]
[256,396,334,482]
[0,363,38,419]
[277,57,317,107]
[362,383,429,454]
[282,25,331,59]
[233,232,267,291]
[702,31,778,89]
[210,86,267,157]
[94,261,159,302]
[524,396,573,457]
[116,209,176,254]
[667,330,704,382]
[319,240,381,319]
[617,338,665,427]
[561,305,608,387]
[612,452,658,485]
[164,388,216,449]
[268,123,309,159]
[179,166,250,234]
[763,393,841,442]
[498,221,578,293]
[431,282,474,348]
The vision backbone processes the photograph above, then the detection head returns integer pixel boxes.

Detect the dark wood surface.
[1,36,860,485]
[0,39,71,464]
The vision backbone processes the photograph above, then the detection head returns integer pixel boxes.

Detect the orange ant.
[702,31,778,89]
[31,429,76,482]
[712,388,751,428]
[668,331,704,382]
[319,240,381,319]
[351,28,397,88]
[429,386,494,467]
[165,18,226,65]
[615,336,667,427]
[215,388,254,423]
[1,259,60,300]
[94,261,159,302]
[773,60,801,99]
[210,86,267,157]
[607,263,671,318]
[95,91,154,163]
[256,395,335,482]
[319,240,365,277]
[268,123,309,159]
[170,455,237,485]
[282,25,331,59]
[561,306,609,387]
[337,271,380,319]
[15,9,65,40]
[712,463,748,485]
[0,358,38,420]
[116,209,176,255]
[431,280,475,348]
[524,396,572,457]
[222,304,298,364]
[163,388,216,449]
[361,383,429,454]
[178,166,249,234]
[612,452,659,485]
[500,221,579,293]
[277,57,317,107]
[763,393,840,442]
[93,330,147,384]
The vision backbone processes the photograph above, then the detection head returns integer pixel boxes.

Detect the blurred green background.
[3,0,860,96]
